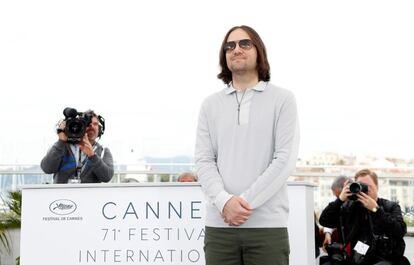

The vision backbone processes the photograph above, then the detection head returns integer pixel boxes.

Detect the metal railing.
[1,164,414,222]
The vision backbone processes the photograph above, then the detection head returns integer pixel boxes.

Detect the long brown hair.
[217,25,270,84]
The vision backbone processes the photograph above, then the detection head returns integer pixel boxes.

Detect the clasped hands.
[222,196,252,226]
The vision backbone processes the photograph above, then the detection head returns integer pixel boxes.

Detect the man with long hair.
[195,25,299,265]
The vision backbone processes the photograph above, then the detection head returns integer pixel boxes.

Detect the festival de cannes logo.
[49,199,77,215]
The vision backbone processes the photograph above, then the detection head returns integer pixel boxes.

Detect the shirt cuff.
[239,194,249,204]
[323,227,334,234]
[214,191,233,214]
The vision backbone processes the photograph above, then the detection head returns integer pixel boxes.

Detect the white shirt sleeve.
[323,227,334,234]
[195,103,232,213]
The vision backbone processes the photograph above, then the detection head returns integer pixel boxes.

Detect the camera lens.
[349,182,362,194]
[65,119,87,142]
[67,121,83,136]
[349,182,368,194]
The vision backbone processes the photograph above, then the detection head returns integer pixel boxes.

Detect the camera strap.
[339,203,354,259]
[367,212,378,253]
[339,204,348,245]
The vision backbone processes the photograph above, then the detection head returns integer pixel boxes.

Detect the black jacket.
[319,197,407,264]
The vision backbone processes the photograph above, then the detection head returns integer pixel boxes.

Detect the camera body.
[63,107,93,144]
[374,235,394,257]
[325,242,347,265]
[348,181,369,200]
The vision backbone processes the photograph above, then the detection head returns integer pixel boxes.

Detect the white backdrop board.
[21,182,315,265]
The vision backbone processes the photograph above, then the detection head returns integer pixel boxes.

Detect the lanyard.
[74,143,97,177]
[75,148,88,177]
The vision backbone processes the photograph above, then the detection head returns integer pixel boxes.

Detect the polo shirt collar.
[224,81,268,95]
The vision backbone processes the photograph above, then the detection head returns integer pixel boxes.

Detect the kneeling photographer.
[41,108,114,183]
[319,169,409,265]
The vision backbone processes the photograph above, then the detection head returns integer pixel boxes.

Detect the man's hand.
[57,120,68,142]
[357,192,378,212]
[322,232,332,253]
[222,196,252,226]
[79,135,95,157]
[339,180,352,202]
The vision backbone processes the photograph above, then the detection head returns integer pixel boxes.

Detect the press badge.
[354,241,370,255]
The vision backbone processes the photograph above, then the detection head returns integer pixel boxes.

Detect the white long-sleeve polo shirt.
[195,81,300,228]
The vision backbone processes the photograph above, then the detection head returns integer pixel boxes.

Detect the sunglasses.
[223,39,254,52]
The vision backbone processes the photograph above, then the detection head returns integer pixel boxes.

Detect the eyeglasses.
[223,39,254,52]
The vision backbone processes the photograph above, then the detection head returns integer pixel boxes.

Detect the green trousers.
[204,227,290,265]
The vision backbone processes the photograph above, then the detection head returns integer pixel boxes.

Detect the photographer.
[41,109,114,183]
[319,169,409,265]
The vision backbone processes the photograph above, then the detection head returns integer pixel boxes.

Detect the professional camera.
[348,181,369,200]
[325,242,347,265]
[62,107,93,143]
[374,235,394,257]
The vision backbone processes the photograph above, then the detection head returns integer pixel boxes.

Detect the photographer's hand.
[357,192,378,212]
[57,120,67,142]
[322,232,332,253]
[79,135,95,157]
[339,180,352,202]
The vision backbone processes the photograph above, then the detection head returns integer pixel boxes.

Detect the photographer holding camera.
[319,169,409,265]
[41,108,114,184]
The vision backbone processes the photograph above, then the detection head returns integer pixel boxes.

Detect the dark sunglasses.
[223,39,254,52]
